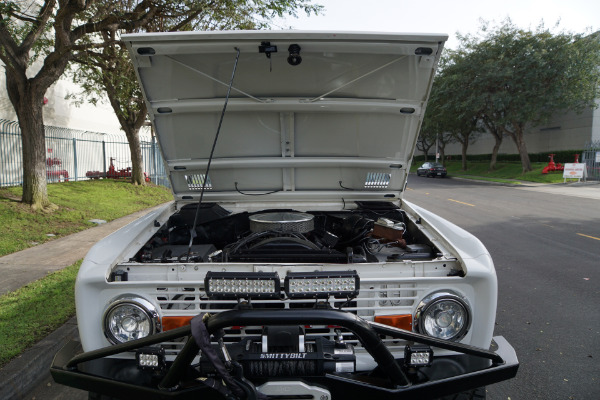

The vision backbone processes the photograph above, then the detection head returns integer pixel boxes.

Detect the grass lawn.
[0,180,173,368]
[412,160,569,184]
[0,180,172,257]
[0,260,81,367]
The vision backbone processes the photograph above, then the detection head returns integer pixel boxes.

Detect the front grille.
[151,282,424,356]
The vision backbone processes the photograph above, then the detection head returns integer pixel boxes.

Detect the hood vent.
[186,174,212,191]
[365,172,391,189]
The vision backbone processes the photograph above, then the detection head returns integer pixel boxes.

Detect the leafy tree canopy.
[0,0,322,205]
[427,20,600,172]
[458,20,600,127]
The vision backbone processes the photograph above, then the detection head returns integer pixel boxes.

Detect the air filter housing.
[249,212,314,233]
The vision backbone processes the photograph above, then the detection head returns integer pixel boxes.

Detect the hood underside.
[124,31,447,202]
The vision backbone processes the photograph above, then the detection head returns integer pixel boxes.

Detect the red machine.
[86,157,150,182]
[46,156,69,182]
[542,154,580,174]
[541,154,564,174]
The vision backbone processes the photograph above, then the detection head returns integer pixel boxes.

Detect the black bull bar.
[51,308,518,399]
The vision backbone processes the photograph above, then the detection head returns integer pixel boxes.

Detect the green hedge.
[413,150,583,164]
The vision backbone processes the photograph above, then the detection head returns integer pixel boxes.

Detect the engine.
[133,202,437,264]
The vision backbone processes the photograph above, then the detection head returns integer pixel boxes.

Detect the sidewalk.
[0,204,167,296]
[512,180,600,200]
[0,203,168,400]
[449,175,600,200]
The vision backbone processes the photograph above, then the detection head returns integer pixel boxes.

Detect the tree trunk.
[416,143,431,161]
[124,127,146,185]
[5,70,54,210]
[461,141,468,171]
[20,102,51,209]
[515,133,532,173]
[489,134,502,171]
[103,73,147,186]
[506,123,532,173]
[483,119,503,171]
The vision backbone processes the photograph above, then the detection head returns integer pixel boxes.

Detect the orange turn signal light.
[373,314,413,331]
[162,316,193,331]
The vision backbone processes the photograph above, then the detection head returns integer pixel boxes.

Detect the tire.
[437,387,486,400]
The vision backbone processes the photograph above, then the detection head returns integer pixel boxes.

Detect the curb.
[446,175,525,186]
[0,318,79,400]
[412,174,530,187]
[410,172,526,187]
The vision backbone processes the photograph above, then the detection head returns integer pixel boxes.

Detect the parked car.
[51,31,517,400]
[417,162,447,178]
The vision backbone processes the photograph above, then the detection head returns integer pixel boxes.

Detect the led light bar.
[205,271,281,298]
[284,270,360,299]
[404,344,433,368]
[136,347,165,371]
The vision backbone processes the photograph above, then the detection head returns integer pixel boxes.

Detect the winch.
[216,326,356,377]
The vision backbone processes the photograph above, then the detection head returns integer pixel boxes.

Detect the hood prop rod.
[186,47,241,262]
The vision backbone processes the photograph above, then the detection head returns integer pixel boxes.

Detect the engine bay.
[132,202,440,265]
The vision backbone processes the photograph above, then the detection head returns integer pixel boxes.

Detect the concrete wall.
[438,106,597,157]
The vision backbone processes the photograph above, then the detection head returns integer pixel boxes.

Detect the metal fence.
[582,140,600,181]
[581,140,600,181]
[0,118,170,188]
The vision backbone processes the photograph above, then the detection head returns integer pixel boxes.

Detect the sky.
[274,0,599,49]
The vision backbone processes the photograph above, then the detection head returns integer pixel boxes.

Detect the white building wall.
[440,107,596,157]
[0,61,123,135]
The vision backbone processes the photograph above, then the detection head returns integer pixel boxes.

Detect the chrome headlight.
[414,291,471,341]
[103,297,160,344]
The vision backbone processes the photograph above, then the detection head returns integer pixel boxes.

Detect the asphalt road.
[28,177,599,399]
[404,176,600,400]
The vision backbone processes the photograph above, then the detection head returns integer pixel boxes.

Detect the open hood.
[124,31,447,203]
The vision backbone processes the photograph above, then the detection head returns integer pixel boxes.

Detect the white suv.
[52,31,517,400]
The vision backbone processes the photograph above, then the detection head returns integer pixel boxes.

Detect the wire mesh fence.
[0,118,170,188]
